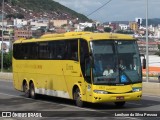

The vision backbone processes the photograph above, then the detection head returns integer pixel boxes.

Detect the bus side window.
[49,42,56,59]
[55,41,66,60]
[67,40,78,61]
[80,39,89,78]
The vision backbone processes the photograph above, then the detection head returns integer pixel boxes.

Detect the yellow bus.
[13,32,145,107]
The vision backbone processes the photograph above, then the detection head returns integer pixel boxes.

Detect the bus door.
[80,39,92,102]
[61,39,86,98]
[84,59,93,102]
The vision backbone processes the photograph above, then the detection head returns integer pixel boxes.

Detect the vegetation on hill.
[0,0,90,22]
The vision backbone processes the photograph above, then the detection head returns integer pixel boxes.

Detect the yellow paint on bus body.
[13,32,142,104]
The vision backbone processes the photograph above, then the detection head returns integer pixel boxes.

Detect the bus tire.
[23,82,30,98]
[73,88,83,107]
[30,83,36,99]
[115,101,125,107]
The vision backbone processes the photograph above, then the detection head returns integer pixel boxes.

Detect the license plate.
[116,96,124,100]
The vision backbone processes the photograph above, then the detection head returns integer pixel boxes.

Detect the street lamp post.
[146,0,149,82]
[1,0,4,72]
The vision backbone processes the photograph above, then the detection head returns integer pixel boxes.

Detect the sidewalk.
[0,72,13,80]
[142,82,160,96]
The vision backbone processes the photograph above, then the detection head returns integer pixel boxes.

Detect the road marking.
[0,92,142,120]
[0,92,95,112]
[127,102,142,106]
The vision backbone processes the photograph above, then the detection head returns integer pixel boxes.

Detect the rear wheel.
[23,82,30,98]
[73,88,83,107]
[115,101,125,107]
[30,83,36,99]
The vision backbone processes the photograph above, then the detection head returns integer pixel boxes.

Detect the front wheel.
[73,88,83,107]
[115,101,125,107]
[30,83,36,99]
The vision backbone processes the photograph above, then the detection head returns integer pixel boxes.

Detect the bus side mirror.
[140,54,146,69]
[143,58,146,69]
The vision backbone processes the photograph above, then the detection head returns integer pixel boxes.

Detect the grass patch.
[0,67,12,72]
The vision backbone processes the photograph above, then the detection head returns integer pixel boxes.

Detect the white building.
[30,19,48,27]
[119,24,128,30]
[14,18,28,27]
[0,20,7,27]
[154,27,160,38]
[0,41,10,52]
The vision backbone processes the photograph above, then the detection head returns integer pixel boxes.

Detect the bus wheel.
[74,88,83,107]
[115,101,125,107]
[23,82,30,98]
[30,83,36,99]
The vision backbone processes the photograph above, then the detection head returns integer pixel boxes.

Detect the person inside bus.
[71,52,78,60]
[119,59,126,70]
[94,59,103,76]
[103,65,114,76]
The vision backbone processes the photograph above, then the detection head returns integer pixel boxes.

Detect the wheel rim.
[74,88,83,107]
[30,84,35,98]
[24,83,29,97]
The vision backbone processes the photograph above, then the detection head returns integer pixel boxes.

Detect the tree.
[11,0,17,6]
[116,30,134,34]
[84,27,95,32]
[0,51,12,69]
[104,27,111,32]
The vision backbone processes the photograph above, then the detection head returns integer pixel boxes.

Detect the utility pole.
[1,0,4,72]
[146,0,149,82]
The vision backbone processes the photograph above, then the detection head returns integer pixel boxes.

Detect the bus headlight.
[132,87,142,92]
[93,90,108,94]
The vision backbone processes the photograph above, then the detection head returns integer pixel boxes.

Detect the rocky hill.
[0,0,90,22]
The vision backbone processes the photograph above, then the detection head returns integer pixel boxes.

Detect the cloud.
[55,0,102,14]
[54,0,160,23]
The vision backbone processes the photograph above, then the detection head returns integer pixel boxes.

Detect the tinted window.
[13,39,79,61]
[39,42,50,59]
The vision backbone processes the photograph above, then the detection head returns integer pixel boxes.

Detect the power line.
[87,0,113,17]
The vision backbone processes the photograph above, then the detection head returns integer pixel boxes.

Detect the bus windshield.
[90,40,142,85]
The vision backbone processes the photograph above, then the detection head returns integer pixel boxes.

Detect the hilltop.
[0,0,90,22]
[142,18,160,26]
[104,18,160,26]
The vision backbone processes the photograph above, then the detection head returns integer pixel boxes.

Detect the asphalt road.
[0,80,160,120]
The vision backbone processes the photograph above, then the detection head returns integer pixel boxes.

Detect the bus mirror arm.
[84,52,94,67]
[90,56,94,68]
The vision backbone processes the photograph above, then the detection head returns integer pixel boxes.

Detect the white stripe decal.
[35,88,70,99]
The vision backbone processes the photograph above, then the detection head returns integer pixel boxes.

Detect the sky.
[54,0,160,23]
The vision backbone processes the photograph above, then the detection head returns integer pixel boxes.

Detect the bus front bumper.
[91,91,142,103]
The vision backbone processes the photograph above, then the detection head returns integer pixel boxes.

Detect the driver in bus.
[103,65,114,76]
[119,59,126,70]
